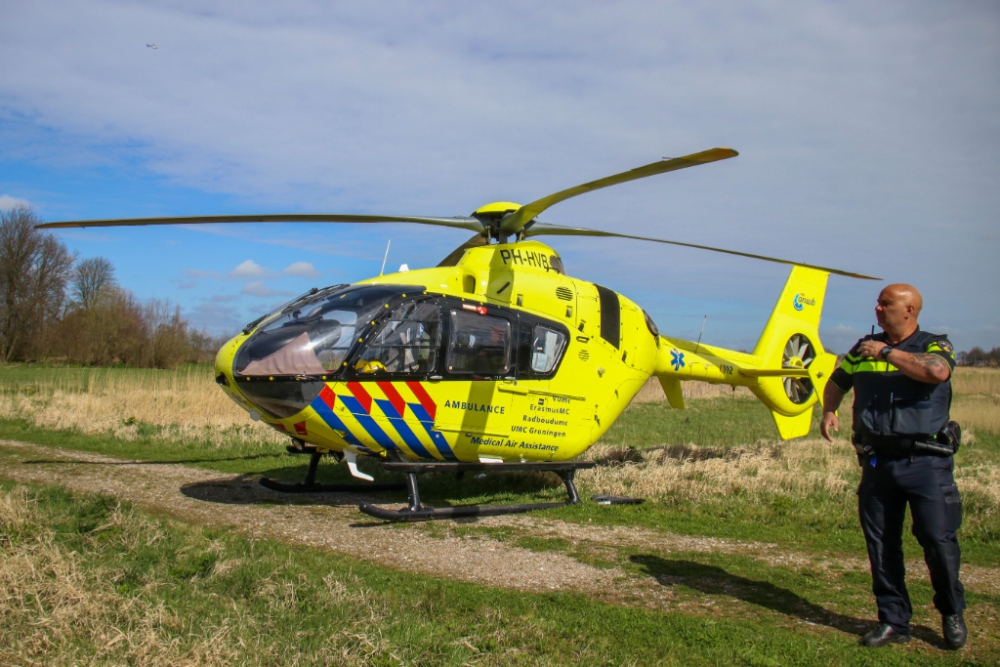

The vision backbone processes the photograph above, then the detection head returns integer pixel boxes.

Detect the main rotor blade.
[524,222,880,280]
[499,148,738,237]
[437,234,489,267]
[37,213,485,234]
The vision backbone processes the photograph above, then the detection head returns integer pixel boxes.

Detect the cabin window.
[353,301,442,375]
[447,310,511,375]
[234,285,416,376]
[529,325,567,373]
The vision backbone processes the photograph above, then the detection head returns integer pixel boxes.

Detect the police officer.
[820,284,967,649]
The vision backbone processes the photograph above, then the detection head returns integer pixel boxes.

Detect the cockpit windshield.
[234,284,421,377]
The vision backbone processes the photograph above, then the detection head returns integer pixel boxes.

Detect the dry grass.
[952,367,1000,396]
[0,366,997,509]
[951,368,1000,437]
[0,368,282,449]
[581,436,1000,508]
[631,377,752,403]
[590,369,1000,506]
[0,489,237,666]
[581,438,857,503]
[0,485,412,667]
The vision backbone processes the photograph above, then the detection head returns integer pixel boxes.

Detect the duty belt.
[853,433,954,458]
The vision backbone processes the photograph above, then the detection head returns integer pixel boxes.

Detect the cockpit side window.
[234,285,419,377]
[352,301,442,376]
[516,321,569,377]
[447,310,511,376]
[529,325,567,373]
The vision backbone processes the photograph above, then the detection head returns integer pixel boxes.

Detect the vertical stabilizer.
[748,266,839,437]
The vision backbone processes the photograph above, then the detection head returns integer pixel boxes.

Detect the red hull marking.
[318,385,337,410]
[377,382,407,418]
[346,381,373,414]
[293,421,308,436]
[405,381,436,420]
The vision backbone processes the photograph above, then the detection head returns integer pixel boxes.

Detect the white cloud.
[0,194,31,210]
[241,281,291,298]
[185,300,243,334]
[186,268,222,279]
[229,260,275,279]
[282,261,321,278]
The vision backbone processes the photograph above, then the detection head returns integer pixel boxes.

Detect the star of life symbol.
[670,348,685,371]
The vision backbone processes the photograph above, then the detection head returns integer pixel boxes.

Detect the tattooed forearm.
[894,351,951,383]
[913,353,948,373]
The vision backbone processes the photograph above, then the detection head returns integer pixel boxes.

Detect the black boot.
[943,614,967,649]
[861,624,911,647]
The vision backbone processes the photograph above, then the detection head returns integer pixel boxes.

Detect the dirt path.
[2,438,998,644]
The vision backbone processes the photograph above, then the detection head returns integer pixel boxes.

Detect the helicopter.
[39,147,878,520]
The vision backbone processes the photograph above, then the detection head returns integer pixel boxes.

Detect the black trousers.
[858,454,965,632]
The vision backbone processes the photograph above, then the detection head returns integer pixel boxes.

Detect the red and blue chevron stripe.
[309,382,455,460]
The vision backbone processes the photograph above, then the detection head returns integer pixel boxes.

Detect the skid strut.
[260,451,406,494]
[359,461,595,521]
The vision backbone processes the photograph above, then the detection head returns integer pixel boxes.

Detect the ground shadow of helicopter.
[181,458,570,513]
[628,555,944,646]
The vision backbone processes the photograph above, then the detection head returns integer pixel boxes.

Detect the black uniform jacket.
[829,328,955,438]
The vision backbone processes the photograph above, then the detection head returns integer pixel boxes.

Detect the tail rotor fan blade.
[782,334,816,404]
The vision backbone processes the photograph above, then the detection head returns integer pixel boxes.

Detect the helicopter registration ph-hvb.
[38,147,878,520]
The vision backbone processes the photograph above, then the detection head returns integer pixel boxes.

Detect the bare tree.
[0,207,74,361]
[71,257,117,311]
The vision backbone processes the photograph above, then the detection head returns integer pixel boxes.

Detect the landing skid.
[359,461,596,522]
[260,450,406,494]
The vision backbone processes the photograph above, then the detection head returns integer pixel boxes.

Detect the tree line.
[957,347,1000,367]
[1,206,228,367]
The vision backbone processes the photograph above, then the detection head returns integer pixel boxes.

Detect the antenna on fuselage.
[695,315,707,355]
[379,239,391,276]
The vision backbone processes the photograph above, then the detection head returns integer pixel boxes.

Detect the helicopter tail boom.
[653,265,839,440]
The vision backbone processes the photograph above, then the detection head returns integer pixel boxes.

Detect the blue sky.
[1,1,998,353]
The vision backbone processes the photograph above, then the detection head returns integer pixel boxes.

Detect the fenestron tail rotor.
[782,333,816,404]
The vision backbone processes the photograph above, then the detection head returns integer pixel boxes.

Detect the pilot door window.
[353,301,442,375]
[447,310,511,376]
[529,325,567,373]
[516,323,568,377]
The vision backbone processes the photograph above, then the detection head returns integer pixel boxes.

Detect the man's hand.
[858,339,888,360]
[820,411,839,442]
[857,339,950,383]
[821,381,847,442]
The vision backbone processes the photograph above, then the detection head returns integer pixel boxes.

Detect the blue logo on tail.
[792,293,815,311]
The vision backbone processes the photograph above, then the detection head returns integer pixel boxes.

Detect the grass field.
[1,364,998,665]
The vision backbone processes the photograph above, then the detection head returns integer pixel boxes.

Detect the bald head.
[876,283,923,340]
[882,284,923,316]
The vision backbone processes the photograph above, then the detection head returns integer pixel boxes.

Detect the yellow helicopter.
[39,147,877,520]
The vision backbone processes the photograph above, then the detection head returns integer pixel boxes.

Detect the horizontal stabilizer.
[740,368,811,378]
